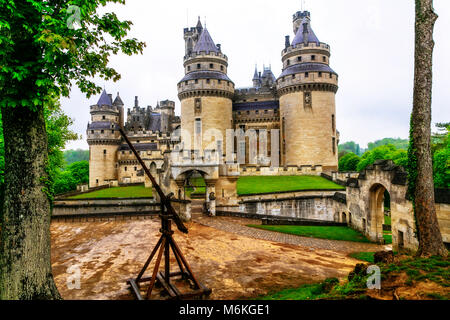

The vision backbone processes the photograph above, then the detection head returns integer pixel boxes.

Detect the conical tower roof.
[292,17,320,46]
[193,28,219,53]
[253,66,259,80]
[113,92,124,106]
[97,89,112,106]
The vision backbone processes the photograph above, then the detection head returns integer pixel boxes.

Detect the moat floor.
[50,217,385,300]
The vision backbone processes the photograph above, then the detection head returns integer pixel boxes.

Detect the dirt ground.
[50,217,364,300]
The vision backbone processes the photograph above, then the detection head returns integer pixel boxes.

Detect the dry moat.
[50,217,385,300]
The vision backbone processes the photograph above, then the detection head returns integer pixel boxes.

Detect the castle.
[87,10,339,206]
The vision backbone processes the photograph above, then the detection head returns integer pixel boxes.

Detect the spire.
[292,12,319,46]
[193,28,220,53]
[196,16,203,31]
[97,89,112,106]
[253,65,259,80]
[113,92,124,106]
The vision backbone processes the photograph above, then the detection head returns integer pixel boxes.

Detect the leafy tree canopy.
[368,138,409,151]
[0,0,146,110]
[357,144,408,172]
[54,160,89,195]
[338,152,360,172]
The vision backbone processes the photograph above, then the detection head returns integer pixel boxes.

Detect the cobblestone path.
[193,216,389,254]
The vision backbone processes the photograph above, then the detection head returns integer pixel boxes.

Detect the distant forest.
[339,138,409,156]
[64,149,89,166]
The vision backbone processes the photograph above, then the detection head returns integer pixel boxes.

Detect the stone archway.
[369,183,389,244]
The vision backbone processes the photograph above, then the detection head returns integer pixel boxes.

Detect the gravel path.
[193,216,389,254]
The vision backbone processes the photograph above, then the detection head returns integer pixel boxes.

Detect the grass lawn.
[349,252,376,263]
[384,215,391,226]
[68,185,153,199]
[237,175,345,196]
[247,225,371,243]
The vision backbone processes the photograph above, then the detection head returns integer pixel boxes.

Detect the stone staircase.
[191,199,205,217]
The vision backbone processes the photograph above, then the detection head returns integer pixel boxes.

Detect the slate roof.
[179,71,233,83]
[193,28,219,53]
[113,93,124,106]
[233,100,279,111]
[97,89,112,106]
[292,17,320,46]
[278,63,337,78]
[119,143,158,152]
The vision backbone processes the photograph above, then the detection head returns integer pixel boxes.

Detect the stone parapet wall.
[239,165,323,176]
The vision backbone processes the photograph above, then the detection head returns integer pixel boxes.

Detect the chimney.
[285,35,290,48]
[135,96,139,107]
[302,22,309,44]
[108,94,113,103]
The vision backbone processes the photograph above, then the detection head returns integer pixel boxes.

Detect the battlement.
[240,165,323,177]
[124,130,172,139]
[282,42,330,56]
[293,10,310,21]
[184,51,228,62]
[90,105,121,114]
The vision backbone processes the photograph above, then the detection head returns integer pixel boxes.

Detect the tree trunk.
[412,0,447,257]
[0,105,61,299]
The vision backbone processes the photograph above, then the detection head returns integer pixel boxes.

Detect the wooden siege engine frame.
[119,128,212,300]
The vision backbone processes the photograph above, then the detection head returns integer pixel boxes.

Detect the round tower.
[277,11,339,171]
[87,90,122,187]
[178,26,234,158]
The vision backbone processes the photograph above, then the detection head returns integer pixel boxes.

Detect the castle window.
[101,130,104,134]
[112,130,114,134]
[287,59,290,66]
[255,110,259,114]
[220,66,224,71]
[332,137,336,155]
[185,81,188,85]
[103,150,107,155]
[218,80,221,84]
[134,167,137,171]
[298,56,302,62]
[206,79,210,84]
[96,179,99,184]
[254,99,258,102]
[332,115,335,132]
[311,55,316,61]
[102,116,106,120]
[209,63,214,69]
[125,167,127,172]
[292,74,295,79]
[91,130,94,134]
[318,72,322,77]
[304,92,312,109]
[330,73,333,78]
[323,56,326,62]
[187,66,191,71]
[238,112,241,115]
[197,64,201,69]
[122,151,124,155]
[195,79,198,84]
[264,110,268,114]
[305,72,309,78]
[246,111,250,115]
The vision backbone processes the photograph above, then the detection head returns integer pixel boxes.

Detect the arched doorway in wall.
[183,170,207,216]
[369,183,391,244]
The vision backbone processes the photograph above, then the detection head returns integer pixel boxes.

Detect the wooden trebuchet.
[119,128,211,300]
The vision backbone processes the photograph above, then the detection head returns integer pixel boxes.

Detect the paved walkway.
[193,216,389,254]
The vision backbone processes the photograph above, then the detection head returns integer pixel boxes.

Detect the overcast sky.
[61,0,450,150]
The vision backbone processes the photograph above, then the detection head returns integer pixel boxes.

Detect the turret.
[178,23,235,158]
[277,11,339,171]
[87,89,121,187]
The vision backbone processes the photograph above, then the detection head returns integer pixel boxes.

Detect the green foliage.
[338,152,360,172]
[68,185,153,199]
[247,225,371,243]
[357,144,408,172]
[64,149,89,167]
[53,160,89,195]
[237,176,345,196]
[432,123,450,189]
[0,0,146,110]
[368,138,409,151]
[339,141,362,156]
[349,252,375,263]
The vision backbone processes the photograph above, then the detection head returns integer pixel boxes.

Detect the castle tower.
[183,17,204,56]
[158,100,175,134]
[87,90,122,187]
[277,11,339,171]
[178,25,234,158]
